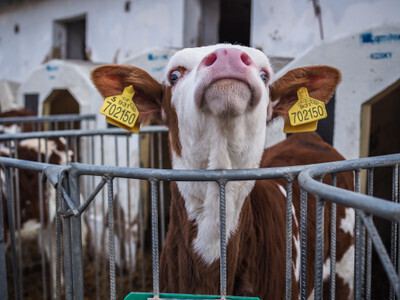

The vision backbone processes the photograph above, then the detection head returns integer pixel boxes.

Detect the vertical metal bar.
[101,135,108,298]
[126,135,134,288]
[38,172,48,300]
[114,136,124,297]
[158,132,166,247]
[69,171,84,300]
[315,178,325,300]
[150,179,160,299]
[0,167,8,299]
[391,164,399,300]
[37,138,48,300]
[55,172,65,300]
[5,167,21,299]
[219,179,228,300]
[354,169,365,300]
[62,194,74,300]
[107,178,116,300]
[13,142,23,298]
[65,137,70,165]
[45,137,55,299]
[365,169,374,300]
[285,179,293,300]
[138,135,146,291]
[330,174,337,300]
[299,188,308,300]
[91,135,100,300]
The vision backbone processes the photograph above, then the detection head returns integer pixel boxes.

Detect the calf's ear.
[269,66,341,120]
[91,65,164,124]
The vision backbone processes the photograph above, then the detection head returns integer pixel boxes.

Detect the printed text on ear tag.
[288,87,327,126]
[100,85,140,133]
[283,87,327,133]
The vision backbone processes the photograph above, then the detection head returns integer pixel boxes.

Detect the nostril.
[240,53,253,66]
[203,53,218,67]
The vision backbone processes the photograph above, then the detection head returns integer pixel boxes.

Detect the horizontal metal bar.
[0,156,68,173]
[69,162,307,181]
[298,154,400,223]
[0,126,168,141]
[0,114,96,124]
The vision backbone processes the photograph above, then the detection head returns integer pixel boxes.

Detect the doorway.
[360,79,400,298]
[42,89,80,130]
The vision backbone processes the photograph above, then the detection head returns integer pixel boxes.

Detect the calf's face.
[92,44,340,171]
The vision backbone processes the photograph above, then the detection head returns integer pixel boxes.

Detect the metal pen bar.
[354,169,365,300]
[13,143,23,298]
[5,167,21,300]
[107,178,116,300]
[151,179,160,299]
[158,132,166,247]
[360,210,400,296]
[126,135,134,289]
[219,179,228,300]
[55,172,64,300]
[69,172,84,300]
[285,179,293,300]
[365,168,374,300]
[299,188,308,300]
[330,174,337,300]
[138,135,146,291]
[314,178,325,300]
[391,164,399,300]
[0,168,8,299]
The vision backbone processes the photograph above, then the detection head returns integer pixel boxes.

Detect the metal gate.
[0,127,399,299]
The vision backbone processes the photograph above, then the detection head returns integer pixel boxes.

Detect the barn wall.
[252,0,400,58]
[0,0,185,83]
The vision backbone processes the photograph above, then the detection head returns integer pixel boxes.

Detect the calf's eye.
[260,70,269,83]
[169,70,182,86]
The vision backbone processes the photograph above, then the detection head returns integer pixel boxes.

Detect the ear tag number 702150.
[100,85,140,133]
[283,87,327,133]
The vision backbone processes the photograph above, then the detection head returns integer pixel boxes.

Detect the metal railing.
[0,114,97,132]
[0,126,168,300]
[0,126,399,299]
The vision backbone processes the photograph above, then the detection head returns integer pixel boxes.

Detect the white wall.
[251,0,400,58]
[0,0,185,83]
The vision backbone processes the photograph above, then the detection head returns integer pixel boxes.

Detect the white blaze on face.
[164,44,274,264]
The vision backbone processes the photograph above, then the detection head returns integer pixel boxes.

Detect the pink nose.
[199,48,254,72]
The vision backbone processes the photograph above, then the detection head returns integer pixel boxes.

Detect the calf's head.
[92,44,340,171]
[92,44,341,264]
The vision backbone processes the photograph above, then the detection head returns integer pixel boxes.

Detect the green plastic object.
[124,292,260,300]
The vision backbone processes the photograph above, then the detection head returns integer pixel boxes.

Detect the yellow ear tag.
[283,87,327,133]
[100,85,140,133]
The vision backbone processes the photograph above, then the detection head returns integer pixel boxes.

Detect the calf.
[91,44,355,299]
[0,109,73,297]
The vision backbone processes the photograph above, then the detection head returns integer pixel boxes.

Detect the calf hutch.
[276,23,400,160]
[0,80,19,112]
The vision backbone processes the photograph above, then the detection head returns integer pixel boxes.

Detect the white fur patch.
[340,207,355,237]
[336,244,355,296]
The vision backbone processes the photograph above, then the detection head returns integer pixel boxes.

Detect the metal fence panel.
[0,129,399,299]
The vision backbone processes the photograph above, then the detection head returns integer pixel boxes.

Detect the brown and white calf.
[91,44,355,299]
